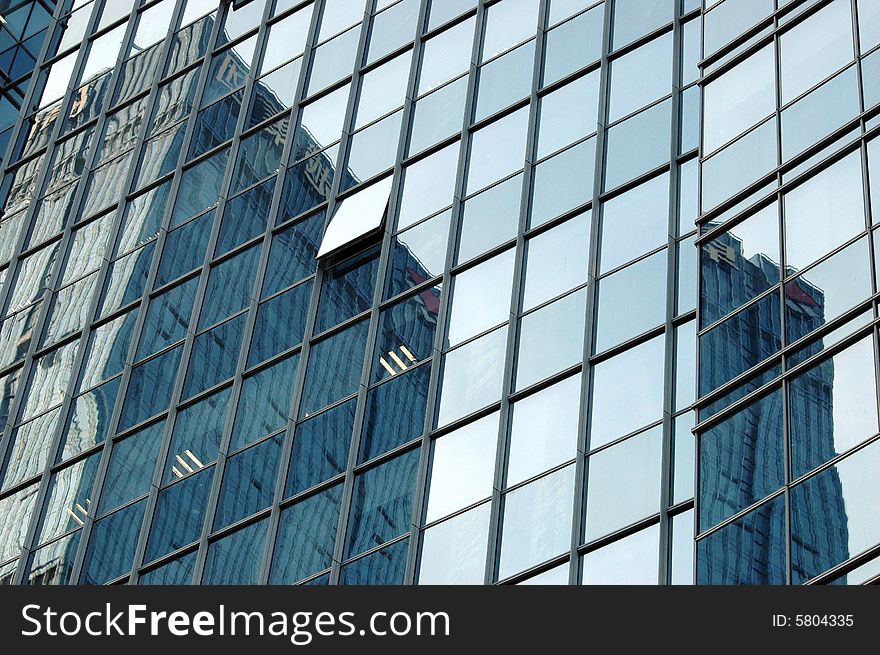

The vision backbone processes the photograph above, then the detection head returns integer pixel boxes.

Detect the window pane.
[515,287,586,391]
[703,45,775,154]
[481,0,539,61]
[780,0,854,105]
[699,389,785,531]
[340,538,408,584]
[508,374,580,486]
[99,421,164,515]
[232,354,298,450]
[437,325,507,426]
[789,336,878,479]
[81,500,144,584]
[361,364,429,461]
[202,519,267,584]
[418,16,475,95]
[145,468,212,562]
[700,202,780,328]
[397,142,459,230]
[673,412,696,505]
[543,6,603,86]
[386,210,449,299]
[522,213,589,311]
[301,321,368,417]
[270,485,342,583]
[702,118,777,211]
[286,399,355,496]
[447,249,515,347]
[466,106,529,195]
[608,32,672,123]
[425,412,498,523]
[409,77,467,156]
[345,449,419,557]
[216,177,275,256]
[603,100,671,192]
[214,433,283,529]
[198,244,261,330]
[582,524,660,584]
[164,387,230,484]
[600,172,669,274]
[590,335,665,450]
[612,0,672,49]
[498,464,574,579]
[474,40,535,122]
[530,137,595,228]
[355,52,410,129]
[783,151,865,273]
[139,551,196,585]
[315,246,380,332]
[585,426,661,541]
[248,281,312,367]
[537,70,600,159]
[457,174,522,264]
[182,313,246,399]
[119,346,182,431]
[594,249,667,352]
[418,502,490,584]
[791,440,880,583]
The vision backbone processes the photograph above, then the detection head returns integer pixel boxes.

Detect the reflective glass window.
[522,213,589,311]
[536,70,599,159]
[582,524,660,584]
[418,502,490,584]
[270,485,342,583]
[466,106,529,195]
[425,412,498,523]
[600,172,669,274]
[286,399,355,497]
[447,248,515,347]
[608,32,672,123]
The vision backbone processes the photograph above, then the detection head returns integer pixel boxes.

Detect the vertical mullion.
[659,2,686,586]
[483,0,549,585]
[402,1,480,585]
[254,0,329,586]
[568,0,613,587]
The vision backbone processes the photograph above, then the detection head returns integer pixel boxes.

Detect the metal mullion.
[402,0,482,586]
[68,2,229,586]
[0,0,141,583]
[253,0,330,586]
[7,0,185,586]
[320,0,392,586]
[568,0,612,586]
[481,0,547,586]
[146,4,283,586]
[658,1,686,587]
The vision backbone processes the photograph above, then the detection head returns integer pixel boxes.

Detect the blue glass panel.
[286,399,355,497]
[340,538,408,585]
[360,365,429,463]
[202,518,268,584]
[182,313,247,399]
[198,244,261,329]
[699,389,784,531]
[701,284,781,394]
[26,531,81,586]
[214,433,283,530]
[543,6,603,86]
[80,499,146,584]
[232,116,289,193]
[171,148,229,225]
[98,421,165,514]
[791,440,880,584]
[248,281,311,367]
[156,210,214,286]
[373,291,440,383]
[315,246,380,333]
[345,448,419,557]
[386,210,449,299]
[216,179,276,258]
[145,468,212,562]
[697,494,786,584]
[136,277,199,360]
[301,320,369,417]
[139,550,196,584]
[164,387,231,484]
[270,484,342,583]
[100,243,155,316]
[261,212,324,298]
[189,89,243,159]
[119,345,183,431]
[231,354,299,451]
[59,377,120,460]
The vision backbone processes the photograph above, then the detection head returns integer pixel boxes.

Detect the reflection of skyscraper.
[698,226,849,583]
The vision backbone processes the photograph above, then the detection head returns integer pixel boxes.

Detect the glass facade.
[0,0,874,587]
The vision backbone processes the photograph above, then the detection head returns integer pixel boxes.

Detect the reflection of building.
[698,226,849,583]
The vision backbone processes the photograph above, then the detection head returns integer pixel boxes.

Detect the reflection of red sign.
[785,280,818,307]
[407,267,440,315]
